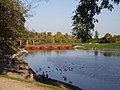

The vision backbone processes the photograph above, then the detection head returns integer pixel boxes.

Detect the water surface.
[25,50,120,90]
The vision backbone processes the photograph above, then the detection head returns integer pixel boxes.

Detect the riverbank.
[83,43,120,51]
[0,59,82,90]
[25,43,120,51]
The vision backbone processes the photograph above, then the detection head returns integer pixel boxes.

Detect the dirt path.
[0,77,52,90]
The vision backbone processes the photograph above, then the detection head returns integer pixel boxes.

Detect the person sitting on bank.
[45,71,48,78]
[28,68,33,78]
[42,72,45,78]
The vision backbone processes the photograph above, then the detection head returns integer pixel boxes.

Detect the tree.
[63,33,75,43]
[72,22,92,43]
[54,32,63,43]
[101,33,114,43]
[46,32,55,43]
[0,0,42,54]
[94,30,99,39]
[72,0,120,42]
[0,0,26,40]
[113,35,120,43]
[93,30,99,42]
[0,0,28,54]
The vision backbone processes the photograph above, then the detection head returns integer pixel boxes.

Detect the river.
[24,50,120,90]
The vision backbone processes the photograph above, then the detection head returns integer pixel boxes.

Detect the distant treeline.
[15,29,120,46]
[92,33,120,43]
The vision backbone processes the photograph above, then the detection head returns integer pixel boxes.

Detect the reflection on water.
[94,50,98,56]
[25,50,120,90]
[99,50,120,57]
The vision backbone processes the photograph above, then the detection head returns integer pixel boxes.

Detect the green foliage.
[94,30,99,39]
[72,22,92,43]
[84,43,120,50]
[0,0,37,55]
[46,32,55,43]
[104,33,113,42]
[0,0,25,40]
[0,0,27,54]
[16,30,79,45]
[113,35,120,43]
[72,0,120,43]
[54,32,64,43]
[100,33,114,43]
[15,28,119,45]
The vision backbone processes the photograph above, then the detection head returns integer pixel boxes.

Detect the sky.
[26,0,120,37]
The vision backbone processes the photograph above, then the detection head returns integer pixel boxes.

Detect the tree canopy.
[0,0,32,54]
[72,0,120,42]
[0,0,27,40]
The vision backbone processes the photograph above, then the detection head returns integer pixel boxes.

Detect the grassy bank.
[82,43,120,50]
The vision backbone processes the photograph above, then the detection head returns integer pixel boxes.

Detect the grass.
[83,43,120,50]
